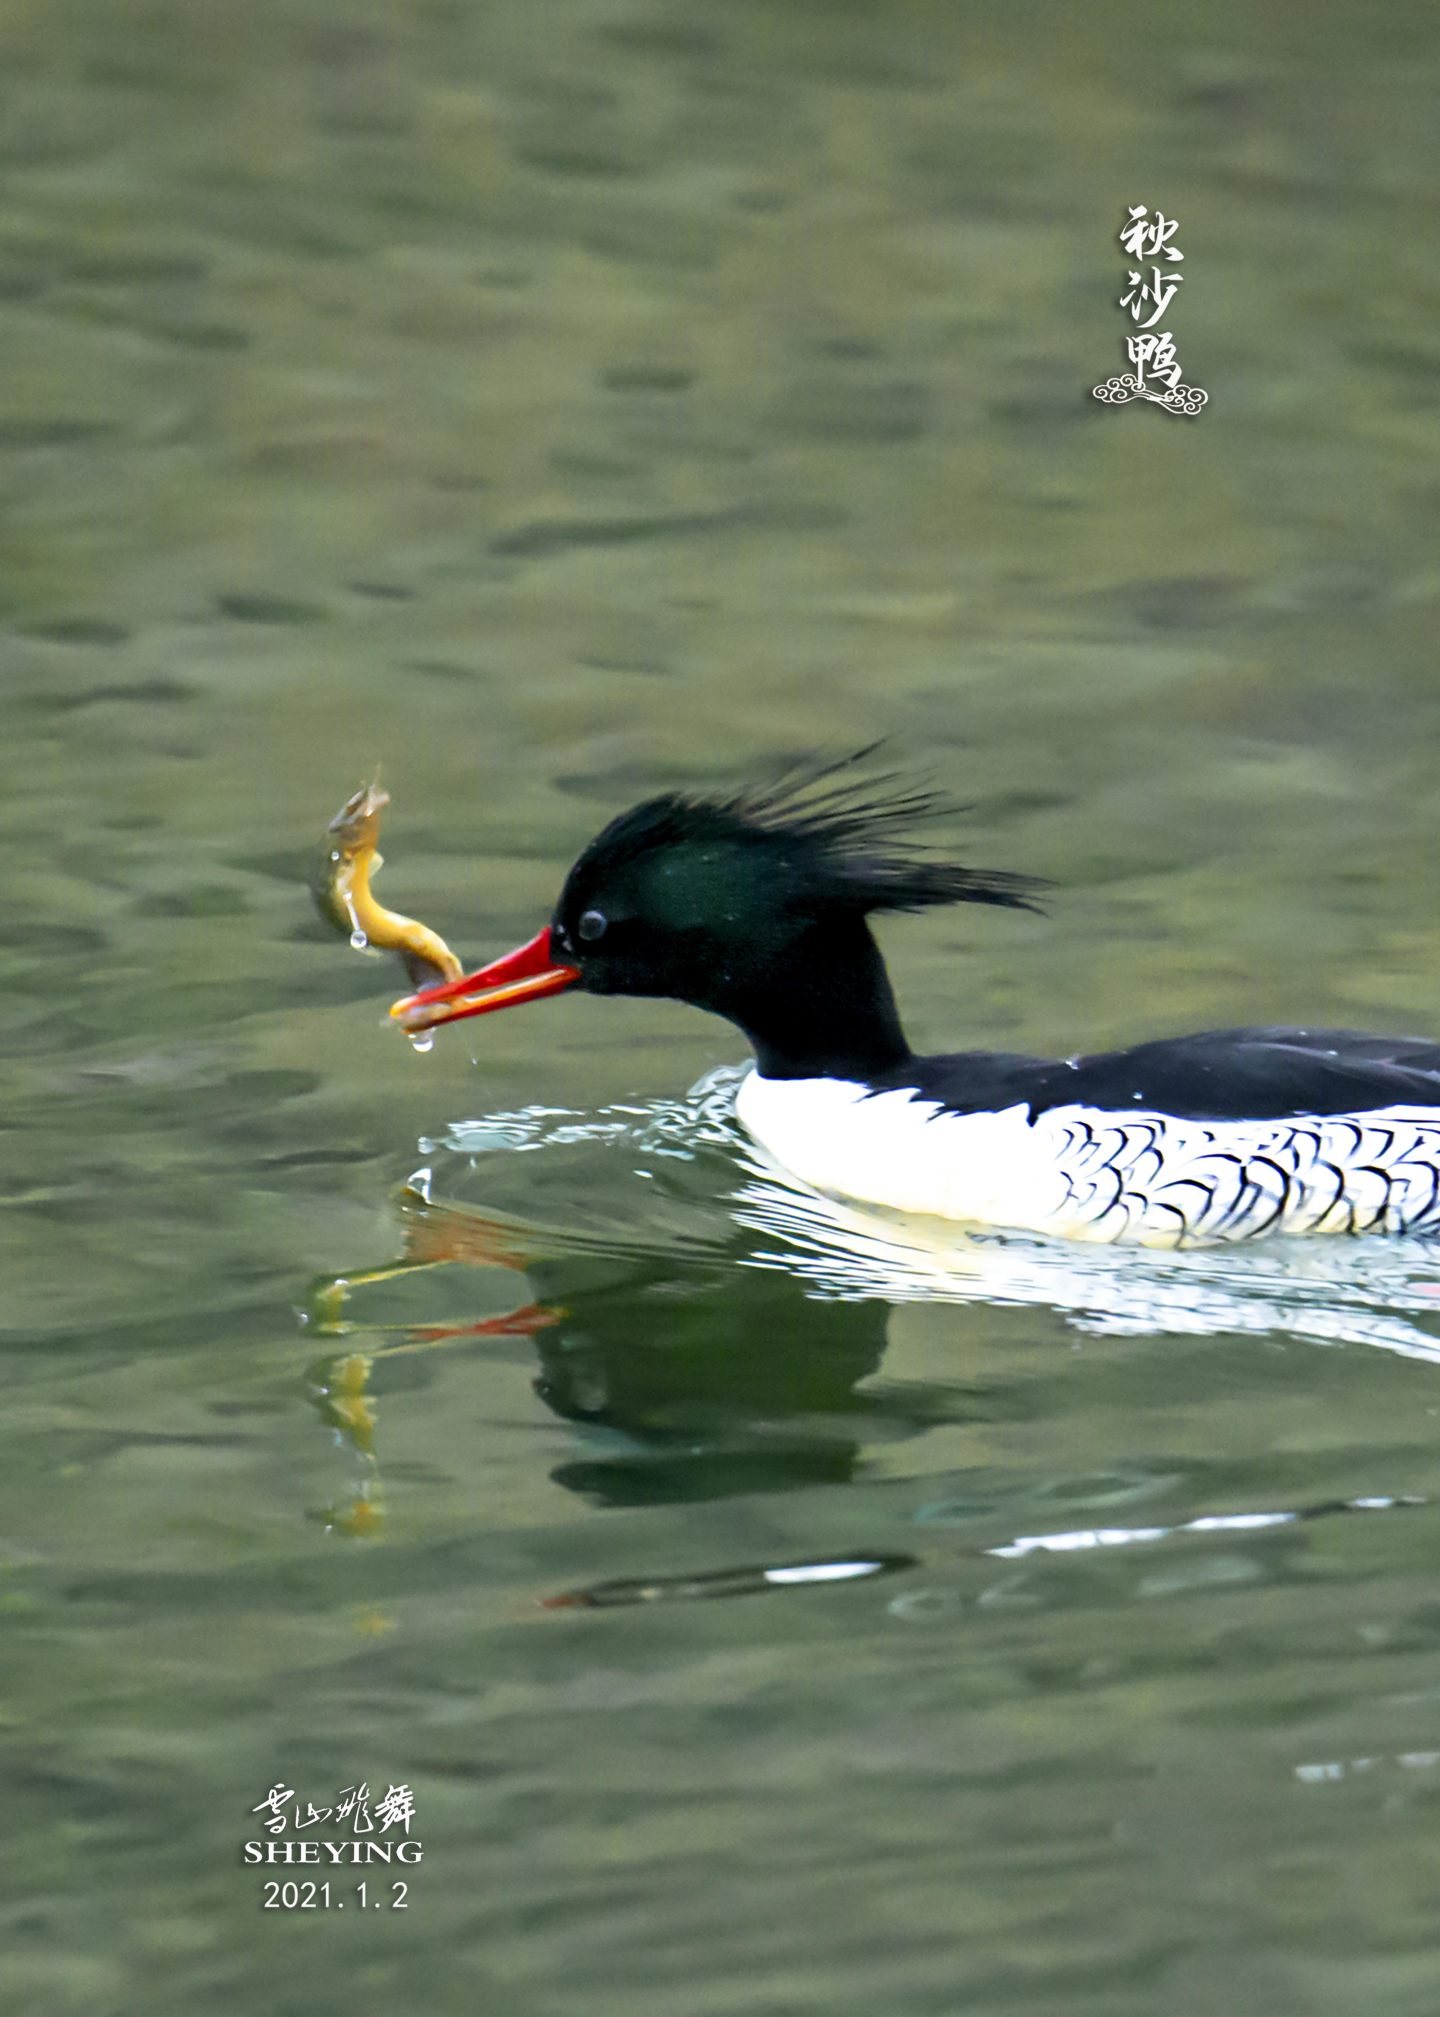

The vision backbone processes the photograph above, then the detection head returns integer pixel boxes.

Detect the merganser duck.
[393,762,1440,1249]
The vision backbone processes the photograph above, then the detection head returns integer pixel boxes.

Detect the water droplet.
[349,928,368,951]
[408,1030,434,1054]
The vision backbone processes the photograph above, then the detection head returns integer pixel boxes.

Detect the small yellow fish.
[315,783,464,991]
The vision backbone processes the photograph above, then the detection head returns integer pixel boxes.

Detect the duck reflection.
[306,1181,908,1517]
[532,1253,894,1507]
[303,1178,1432,1607]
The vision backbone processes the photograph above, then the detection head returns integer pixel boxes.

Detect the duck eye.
[577,908,608,943]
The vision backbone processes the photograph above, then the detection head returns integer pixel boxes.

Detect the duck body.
[736,1028,1440,1247]
[395,761,1440,1250]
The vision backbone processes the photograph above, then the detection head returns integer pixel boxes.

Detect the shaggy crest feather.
[578,749,1046,918]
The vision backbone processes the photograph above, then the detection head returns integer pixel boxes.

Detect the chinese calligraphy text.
[1093,205,1208,418]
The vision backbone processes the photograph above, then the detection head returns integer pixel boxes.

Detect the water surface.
[5,1,1440,2011]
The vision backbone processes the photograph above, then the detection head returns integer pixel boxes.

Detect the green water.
[5,0,1440,2009]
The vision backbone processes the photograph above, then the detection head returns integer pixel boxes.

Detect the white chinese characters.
[1118,206,1184,263]
[250,1780,416,1838]
[1094,204,1208,417]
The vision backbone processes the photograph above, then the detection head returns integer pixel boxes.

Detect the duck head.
[393,760,1041,1081]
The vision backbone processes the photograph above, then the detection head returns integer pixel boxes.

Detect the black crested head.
[559,754,1041,927]
[548,752,1044,1081]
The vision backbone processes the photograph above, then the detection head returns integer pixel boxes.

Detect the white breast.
[733,1071,1440,1247]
